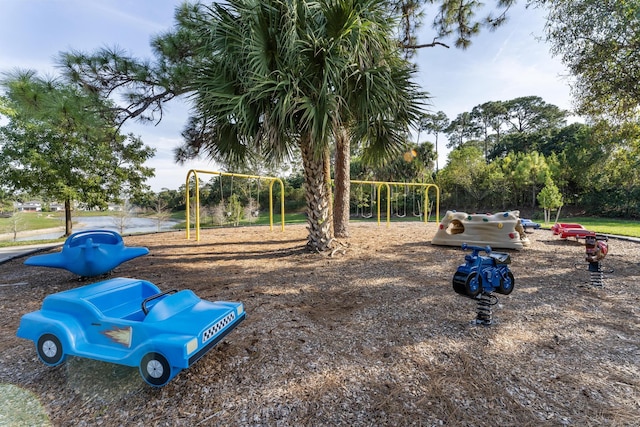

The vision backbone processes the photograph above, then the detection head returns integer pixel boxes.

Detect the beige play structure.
[431,210,530,250]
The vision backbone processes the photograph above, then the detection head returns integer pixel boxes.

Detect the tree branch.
[403,40,451,49]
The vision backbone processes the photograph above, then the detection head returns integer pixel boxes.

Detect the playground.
[1,222,639,426]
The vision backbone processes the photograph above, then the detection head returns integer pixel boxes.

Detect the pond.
[16,215,181,242]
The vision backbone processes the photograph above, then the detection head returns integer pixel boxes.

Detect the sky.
[0,1,576,192]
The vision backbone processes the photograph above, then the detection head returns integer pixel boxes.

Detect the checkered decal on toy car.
[202,312,236,343]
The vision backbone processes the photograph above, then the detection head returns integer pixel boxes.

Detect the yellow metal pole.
[423,186,430,224]
[268,180,274,231]
[185,170,192,240]
[374,183,392,227]
[277,178,285,231]
[195,171,200,241]
[384,183,391,227]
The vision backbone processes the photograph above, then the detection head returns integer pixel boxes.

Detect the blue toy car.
[452,244,515,298]
[16,278,245,386]
[520,219,541,231]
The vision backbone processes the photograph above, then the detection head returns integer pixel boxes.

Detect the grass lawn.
[0,212,63,230]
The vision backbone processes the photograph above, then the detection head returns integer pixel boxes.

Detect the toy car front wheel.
[497,272,515,295]
[140,352,171,387]
[464,272,482,298]
[37,334,65,366]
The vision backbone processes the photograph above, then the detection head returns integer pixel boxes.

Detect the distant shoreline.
[0,226,65,242]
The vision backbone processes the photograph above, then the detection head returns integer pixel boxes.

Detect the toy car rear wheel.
[37,334,65,366]
[452,272,469,295]
[140,352,171,386]
[498,272,515,295]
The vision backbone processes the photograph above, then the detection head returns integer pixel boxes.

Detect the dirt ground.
[0,222,639,426]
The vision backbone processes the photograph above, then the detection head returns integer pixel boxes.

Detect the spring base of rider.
[589,262,604,287]
[471,292,497,326]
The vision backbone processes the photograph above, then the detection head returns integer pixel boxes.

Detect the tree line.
[129,92,639,221]
[349,95,639,219]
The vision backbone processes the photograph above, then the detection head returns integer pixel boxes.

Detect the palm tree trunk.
[333,127,350,237]
[300,136,333,252]
[324,145,334,237]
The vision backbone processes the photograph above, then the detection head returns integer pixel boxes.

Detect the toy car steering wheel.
[142,289,178,315]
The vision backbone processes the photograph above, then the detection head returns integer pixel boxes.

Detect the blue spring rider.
[452,243,515,325]
[24,230,149,277]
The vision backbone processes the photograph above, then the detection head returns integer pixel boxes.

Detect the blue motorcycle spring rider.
[452,243,515,325]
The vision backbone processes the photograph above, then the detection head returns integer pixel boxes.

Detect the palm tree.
[177,0,424,250]
[330,1,426,237]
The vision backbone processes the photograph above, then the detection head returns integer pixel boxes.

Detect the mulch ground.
[1,222,639,426]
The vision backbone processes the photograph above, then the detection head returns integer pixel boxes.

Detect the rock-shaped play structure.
[24,229,149,277]
[431,211,530,250]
